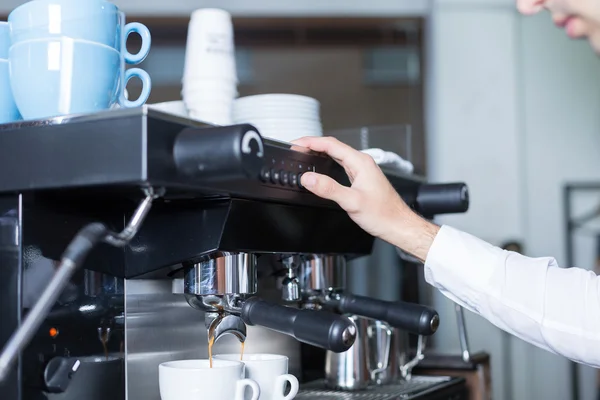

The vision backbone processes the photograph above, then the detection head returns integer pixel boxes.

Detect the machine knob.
[43,356,81,393]
[415,183,469,216]
[173,124,264,181]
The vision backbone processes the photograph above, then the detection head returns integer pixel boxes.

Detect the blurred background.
[2,0,599,399]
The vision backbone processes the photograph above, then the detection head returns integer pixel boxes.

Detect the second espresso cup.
[159,359,260,400]
[9,0,151,64]
[0,21,9,59]
[9,37,151,120]
[0,60,20,124]
[214,354,299,400]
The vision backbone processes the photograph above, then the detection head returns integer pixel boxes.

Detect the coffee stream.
[100,330,109,361]
[208,335,215,368]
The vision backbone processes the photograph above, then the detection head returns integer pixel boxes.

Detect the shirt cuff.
[423,225,507,312]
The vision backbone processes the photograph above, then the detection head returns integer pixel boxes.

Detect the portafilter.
[183,252,357,353]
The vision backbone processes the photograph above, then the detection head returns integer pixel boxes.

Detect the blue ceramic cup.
[120,68,152,108]
[0,22,9,59]
[0,60,21,124]
[9,37,151,120]
[9,0,151,64]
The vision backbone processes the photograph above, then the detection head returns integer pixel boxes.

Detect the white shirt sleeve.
[423,225,600,368]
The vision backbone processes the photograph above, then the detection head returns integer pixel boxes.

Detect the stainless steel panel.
[124,279,301,400]
[299,255,347,294]
[184,253,257,296]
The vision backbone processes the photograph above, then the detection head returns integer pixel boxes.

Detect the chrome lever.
[455,304,471,363]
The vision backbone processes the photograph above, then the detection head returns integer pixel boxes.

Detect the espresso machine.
[0,107,470,400]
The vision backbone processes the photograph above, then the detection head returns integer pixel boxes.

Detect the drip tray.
[297,376,465,400]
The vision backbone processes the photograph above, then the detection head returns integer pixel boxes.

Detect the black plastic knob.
[173,124,264,181]
[416,183,469,217]
[241,297,356,353]
[335,294,440,336]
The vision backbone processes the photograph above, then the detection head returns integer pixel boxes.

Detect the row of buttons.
[260,167,305,189]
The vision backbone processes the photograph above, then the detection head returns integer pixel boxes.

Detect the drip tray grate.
[297,376,453,400]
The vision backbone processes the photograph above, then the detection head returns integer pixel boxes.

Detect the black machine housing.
[0,107,470,399]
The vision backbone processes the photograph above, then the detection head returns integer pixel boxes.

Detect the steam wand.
[0,187,162,382]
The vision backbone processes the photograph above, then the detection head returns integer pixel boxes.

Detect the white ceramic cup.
[158,359,260,400]
[214,354,299,400]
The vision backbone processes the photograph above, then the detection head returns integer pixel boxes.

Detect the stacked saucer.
[232,94,322,142]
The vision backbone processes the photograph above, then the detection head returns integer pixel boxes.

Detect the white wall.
[520,13,600,400]
[427,2,600,400]
[425,5,521,400]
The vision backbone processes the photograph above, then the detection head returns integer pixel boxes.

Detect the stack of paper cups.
[182,8,237,125]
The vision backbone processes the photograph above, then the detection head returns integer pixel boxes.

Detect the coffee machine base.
[298,376,467,400]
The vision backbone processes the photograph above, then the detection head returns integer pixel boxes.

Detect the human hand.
[291,137,438,260]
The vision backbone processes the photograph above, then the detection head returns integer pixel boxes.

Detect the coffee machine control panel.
[258,158,314,190]
[256,143,347,193]
[170,122,351,203]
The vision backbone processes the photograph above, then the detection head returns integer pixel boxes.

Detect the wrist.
[388,210,440,263]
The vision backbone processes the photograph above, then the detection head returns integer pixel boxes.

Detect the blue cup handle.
[123,22,151,65]
[120,68,152,108]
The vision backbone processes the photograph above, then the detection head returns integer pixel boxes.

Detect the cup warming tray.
[297,376,467,400]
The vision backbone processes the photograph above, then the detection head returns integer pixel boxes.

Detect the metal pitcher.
[369,322,427,385]
[325,315,392,390]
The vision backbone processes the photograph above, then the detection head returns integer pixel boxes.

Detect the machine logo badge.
[241,130,264,158]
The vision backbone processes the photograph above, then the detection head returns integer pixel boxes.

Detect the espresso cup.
[9,37,151,120]
[9,0,151,64]
[0,60,20,124]
[159,359,260,400]
[214,354,299,400]
[119,67,152,108]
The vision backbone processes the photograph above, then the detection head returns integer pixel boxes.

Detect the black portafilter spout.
[415,183,469,216]
[328,294,439,336]
[241,297,357,353]
[173,124,265,181]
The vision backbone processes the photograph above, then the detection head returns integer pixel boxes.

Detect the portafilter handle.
[330,294,439,336]
[241,297,356,353]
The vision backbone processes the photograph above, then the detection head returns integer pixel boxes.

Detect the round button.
[297,173,304,189]
[270,169,280,184]
[279,171,289,186]
[259,167,271,182]
[290,173,298,187]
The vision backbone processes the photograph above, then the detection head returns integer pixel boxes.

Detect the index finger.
[291,136,366,175]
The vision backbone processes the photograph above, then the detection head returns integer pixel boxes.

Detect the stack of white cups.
[182,8,238,125]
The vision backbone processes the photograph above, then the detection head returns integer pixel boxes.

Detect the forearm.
[424,225,600,367]
[386,210,439,262]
